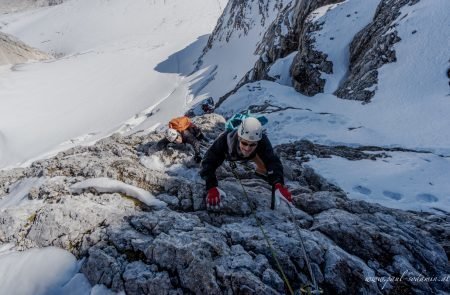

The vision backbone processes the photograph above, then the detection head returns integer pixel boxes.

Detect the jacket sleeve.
[182,130,201,156]
[155,138,170,150]
[199,132,227,190]
[189,124,205,141]
[257,134,284,186]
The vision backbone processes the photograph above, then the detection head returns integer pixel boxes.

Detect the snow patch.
[306,152,450,213]
[267,51,297,86]
[0,177,45,209]
[0,247,90,295]
[70,177,166,208]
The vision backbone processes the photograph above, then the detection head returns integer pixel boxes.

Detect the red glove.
[207,187,221,208]
[274,183,292,203]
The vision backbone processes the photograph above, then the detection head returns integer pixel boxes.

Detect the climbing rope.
[283,199,322,294]
[229,162,295,295]
[229,162,322,295]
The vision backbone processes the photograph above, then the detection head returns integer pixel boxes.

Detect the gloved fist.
[206,187,223,210]
[274,183,292,203]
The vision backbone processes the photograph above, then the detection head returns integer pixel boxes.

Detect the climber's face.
[174,134,183,144]
[238,137,258,157]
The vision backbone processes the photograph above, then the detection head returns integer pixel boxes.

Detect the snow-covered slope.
[216,0,450,213]
[0,0,226,169]
[191,0,289,102]
[0,0,449,293]
[289,0,450,150]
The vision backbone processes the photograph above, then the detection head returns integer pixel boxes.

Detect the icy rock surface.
[0,114,448,294]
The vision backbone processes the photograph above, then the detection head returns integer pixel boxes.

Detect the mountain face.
[252,0,343,83]
[0,0,64,13]
[201,0,285,57]
[211,0,435,102]
[0,114,448,294]
[0,0,449,294]
[194,0,289,104]
[333,0,420,101]
[0,32,50,65]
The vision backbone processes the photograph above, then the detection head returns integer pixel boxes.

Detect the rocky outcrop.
[289,20,334,96]
[277,139,421,162]
[0,167,26,195]
[231,0,423,100]
[196,0,287,74]
[194,0,290,106]
[0,114,448,294]
[200,0,285,57]
[216,0,342,106]
[0,0,64,14]
[0,32,51,65]
[252,0,342,84]
[334,0,420,102]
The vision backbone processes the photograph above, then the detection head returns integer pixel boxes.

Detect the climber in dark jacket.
[200,117,292,209]
[158,123,205,163]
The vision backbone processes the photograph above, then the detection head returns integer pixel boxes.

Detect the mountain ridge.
[0,0,449,293]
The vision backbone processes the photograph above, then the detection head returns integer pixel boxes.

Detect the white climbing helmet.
[237,117,262,142]
[165,128,179,142]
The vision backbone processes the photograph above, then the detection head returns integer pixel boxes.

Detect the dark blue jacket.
[200,129,284,190]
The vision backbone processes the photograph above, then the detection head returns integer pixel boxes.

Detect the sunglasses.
[239,140,257,147]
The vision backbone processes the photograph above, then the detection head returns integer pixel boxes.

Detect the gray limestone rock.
[0,167,26,196]
[0,114,448,294]
[122,261,174,295]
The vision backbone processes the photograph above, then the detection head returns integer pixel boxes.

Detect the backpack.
[169,116,192,132]
[225,111,268,131]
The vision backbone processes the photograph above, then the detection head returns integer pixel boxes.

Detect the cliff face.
[194,0,288,104]
[254,0,420,99]
[0,1,449,293]
[252,0,343,83]
[0,0,62,65]
[213,0,344,104]
[1,114,448,294]
[0,0,64,13]
[201,0,285,56]
[333,0,420,101]
[0,32,50,65]
[214,0,430,102]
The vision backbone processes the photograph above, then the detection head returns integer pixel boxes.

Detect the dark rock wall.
[252,0,343,82]
[197,0,285,70]
[218,0,423,101]
[334,0,420,102]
